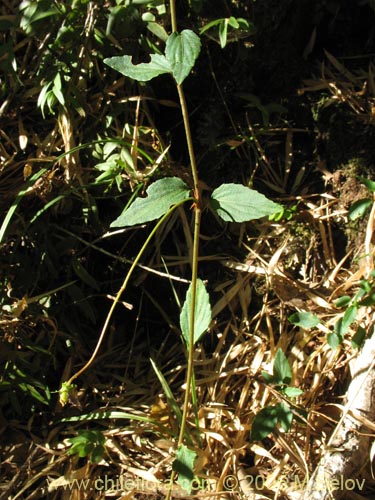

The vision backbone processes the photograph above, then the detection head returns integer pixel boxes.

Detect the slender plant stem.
[170,0,177,32]
[177,206,201,445]
[176,85,200,195]
[165,2,203,499]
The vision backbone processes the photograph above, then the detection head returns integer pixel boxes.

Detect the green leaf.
[150,358,183,425]
[334,295,352,308]
[228,16,240,29]
[210,184,281,222]
[104,54,171,82]
[199,18,223,34]
[288,311,320,329]
[328,331,342,348]
[276,403,293,432]
[359,176,375,193]
[273,348,292,385]
[173,445,197,494]
[68,430,105,462]
[180,279,211,348]
[359,291,375,306]
[111,177,190,227]
[250,406,279,441]
[261,371,274,383]
[104,30,200,84]
[283,386,304,398]
[72,257,100,290]
[349,198,372,220]
[165,30,201,84]
[351,325,366,349]
[337,305,358,335]
[218,19,229,48]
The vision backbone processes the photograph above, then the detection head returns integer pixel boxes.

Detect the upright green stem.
[166,1,202,498]
[177,206,201,446]
[170,0,177,33]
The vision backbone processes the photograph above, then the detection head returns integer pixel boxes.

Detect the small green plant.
[199,16,255,48]
[331,271,375,348]
[348,177,375,221]
[250,348,303,441]
[236,92,287,127]
[67,429,106,464]
[60,3,279,496]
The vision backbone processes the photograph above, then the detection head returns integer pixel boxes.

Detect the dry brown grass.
[2,183,375,500]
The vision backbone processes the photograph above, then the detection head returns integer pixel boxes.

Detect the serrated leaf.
[173,445,197,494]
[210,184,281,222]
[111,177,190,227]
[104,54,171,82]
[165,30,201,84]
[180,279,211,348]
[250,406,279,441]
[349,198,372,220]
[273,348,292,385]
[288,311,320,329]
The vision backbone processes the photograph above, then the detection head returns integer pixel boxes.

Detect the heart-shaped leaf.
[165,30,201,84]
[111,177,190,227]
[210,183,281,222]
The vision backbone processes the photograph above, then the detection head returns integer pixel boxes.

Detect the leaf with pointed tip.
[165,30,201,84]
[210,183,281,222]
[104,54,171,82]
[180,279,211,348]
[173,445,197,494]
[110,177,190,227]
[273,348,292,385]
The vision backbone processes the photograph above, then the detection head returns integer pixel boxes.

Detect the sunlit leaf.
[334,295,351,308]
[210,183,281,222]
[104,54,171,82]
[328,331,342,348]
[283,386,303,398]
[180,279,211,347]
[273,348,292,385]
[288,311,320,329]
[335,305,357,336]
[276,403,293,432]
[111,177,190,227]
[165,30,201,84]
[173,445,197,494]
